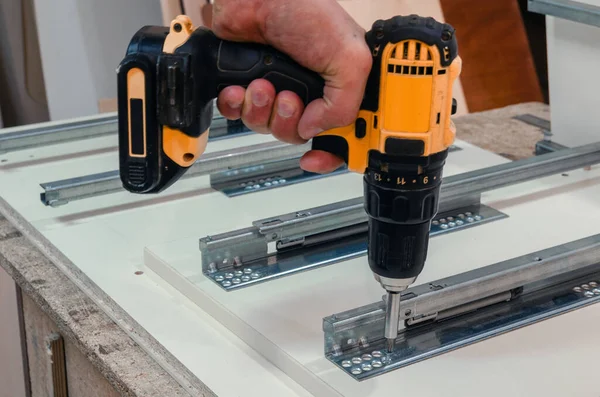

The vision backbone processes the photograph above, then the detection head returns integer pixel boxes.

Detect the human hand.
[212,0,372,173]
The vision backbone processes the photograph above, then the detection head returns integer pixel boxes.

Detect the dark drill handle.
[211,39,325,105]
[117,24,328,195]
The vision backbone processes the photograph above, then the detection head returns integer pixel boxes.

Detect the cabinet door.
[0,266,27,397]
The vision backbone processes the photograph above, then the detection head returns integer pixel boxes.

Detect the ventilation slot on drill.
[128,164,147,186]
[391,41,434,76]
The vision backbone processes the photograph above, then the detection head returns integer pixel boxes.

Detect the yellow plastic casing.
[161,15,209,168]
[316,39,462,174]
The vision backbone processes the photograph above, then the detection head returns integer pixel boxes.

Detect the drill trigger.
[311,135,349,165]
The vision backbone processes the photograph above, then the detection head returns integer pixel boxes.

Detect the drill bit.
[384,291,401,353]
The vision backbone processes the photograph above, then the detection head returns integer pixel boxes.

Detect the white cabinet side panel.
[546,15,600,147]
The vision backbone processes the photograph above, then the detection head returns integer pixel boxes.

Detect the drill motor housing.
[312,15,461,288]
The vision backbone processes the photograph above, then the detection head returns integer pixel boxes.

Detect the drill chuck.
[364,150,448,290]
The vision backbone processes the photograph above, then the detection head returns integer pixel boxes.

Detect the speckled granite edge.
[0,202,215,397]
[455,101,549,160]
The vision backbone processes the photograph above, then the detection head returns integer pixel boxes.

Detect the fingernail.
[251,90,269,107]
[226,98,242,109]
[277,100,295,118]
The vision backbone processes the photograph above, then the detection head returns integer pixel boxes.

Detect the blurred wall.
[0,0,49,127]
[32,0,163,121]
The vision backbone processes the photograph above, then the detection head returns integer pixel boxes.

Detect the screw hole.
[173,23,182,33]
[441,30,452,41]
[534,257,542,262]
[135,271,144,275]
[404,309,412,316]
[183,153,194,162]
[562,173,569,177]
[264,55,273,65]
[375,30,384,39]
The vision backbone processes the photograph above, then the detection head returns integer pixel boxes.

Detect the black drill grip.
[213,39,325,106]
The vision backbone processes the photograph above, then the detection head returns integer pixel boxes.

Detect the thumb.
[298,44,372,139]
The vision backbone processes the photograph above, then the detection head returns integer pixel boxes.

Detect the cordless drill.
[117,14,461,352]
